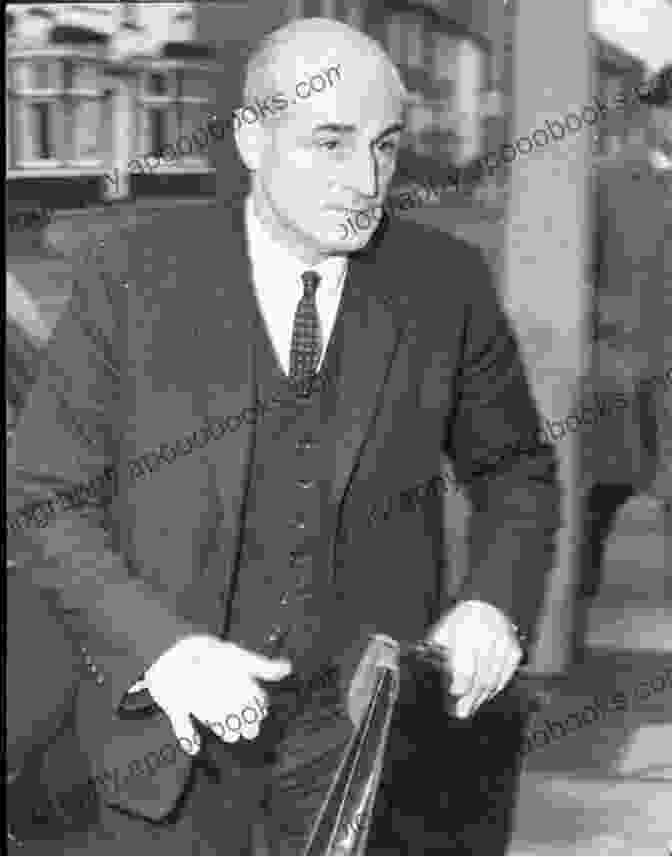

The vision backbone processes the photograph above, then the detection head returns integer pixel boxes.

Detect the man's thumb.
[245,652,293,682]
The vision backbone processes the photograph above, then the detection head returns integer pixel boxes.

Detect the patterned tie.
[289,270,322,395]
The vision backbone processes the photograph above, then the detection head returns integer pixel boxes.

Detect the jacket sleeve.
[443,246,562,645]
[7,233,207,709]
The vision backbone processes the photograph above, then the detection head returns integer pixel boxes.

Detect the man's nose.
[344,146,380,200]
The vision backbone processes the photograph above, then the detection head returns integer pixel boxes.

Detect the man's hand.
[427,600,523,719]
[145,635,292,754]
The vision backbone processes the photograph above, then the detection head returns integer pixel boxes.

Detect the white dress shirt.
[245,196,348,375]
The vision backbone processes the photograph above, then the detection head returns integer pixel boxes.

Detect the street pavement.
[510,495,671,856]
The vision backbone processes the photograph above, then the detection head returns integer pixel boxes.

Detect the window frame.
[137,61,214,171]
[8,49,106,171]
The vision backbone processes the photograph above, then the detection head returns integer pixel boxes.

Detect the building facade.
[6,2,221,209]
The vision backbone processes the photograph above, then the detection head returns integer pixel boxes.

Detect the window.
[71,61,96,91]
[149,72,168,96]
[121,3,139,27]
[33,60,51,91]
[179,102,206,141]
[10,56,106,166]
[63,59,74,91]
[73,99,100,160]
[179,70,206,100]
[32,103,52,159]
[139,63,213,168]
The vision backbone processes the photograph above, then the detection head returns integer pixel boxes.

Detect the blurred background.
[5,1,667,226]
[5,1,671,854]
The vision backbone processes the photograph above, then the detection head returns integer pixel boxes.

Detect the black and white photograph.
[5,1,671,853]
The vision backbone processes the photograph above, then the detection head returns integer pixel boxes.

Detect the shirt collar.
[245,195,346,295]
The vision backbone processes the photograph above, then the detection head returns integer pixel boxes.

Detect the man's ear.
[234,118,268,172]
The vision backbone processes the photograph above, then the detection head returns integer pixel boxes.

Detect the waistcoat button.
[297,478,316,489]
[289,551,310,568]
[266,627,284,646]
[297,435,317,453]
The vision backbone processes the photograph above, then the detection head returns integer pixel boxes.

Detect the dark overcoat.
[583,143,672,491]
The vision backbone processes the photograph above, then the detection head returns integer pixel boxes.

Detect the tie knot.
[301,270,321,297]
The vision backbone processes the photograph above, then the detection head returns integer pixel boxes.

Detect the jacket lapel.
[329,218,408,509]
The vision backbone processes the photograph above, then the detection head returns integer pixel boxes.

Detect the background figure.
[580,63,671,600]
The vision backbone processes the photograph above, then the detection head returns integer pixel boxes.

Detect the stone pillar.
[104,79,133,201]
[502,0,592,674]
[454,38,483,165]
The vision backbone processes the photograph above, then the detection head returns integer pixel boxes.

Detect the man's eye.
[318,139,343,151]
[378,140,399,155]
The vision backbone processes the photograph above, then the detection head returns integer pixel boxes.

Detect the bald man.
[8,18,560,854]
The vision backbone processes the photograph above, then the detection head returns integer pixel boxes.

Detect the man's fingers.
[204,695,266,745]
[465,639,522,716]
[481,636,507,693]
[169,713,200,756]
[205,718,241,744]
[240,715,261,741]
[456,672,489,718]
[448,644,475,697]
[465,640,498,716]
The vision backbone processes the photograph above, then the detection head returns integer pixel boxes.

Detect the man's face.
[249,60,405,260]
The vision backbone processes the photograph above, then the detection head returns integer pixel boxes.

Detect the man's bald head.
[242,17,407,124]
[235,17,408,264]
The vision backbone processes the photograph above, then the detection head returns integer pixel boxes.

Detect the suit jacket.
[6,572,101,850]
[8,195,561,821]
[6,573,80,776]
[584,144,671,489]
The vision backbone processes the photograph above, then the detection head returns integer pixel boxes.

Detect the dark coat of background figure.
[8,195,561,852]
[579,141,672,599]
[585,141,671,490]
